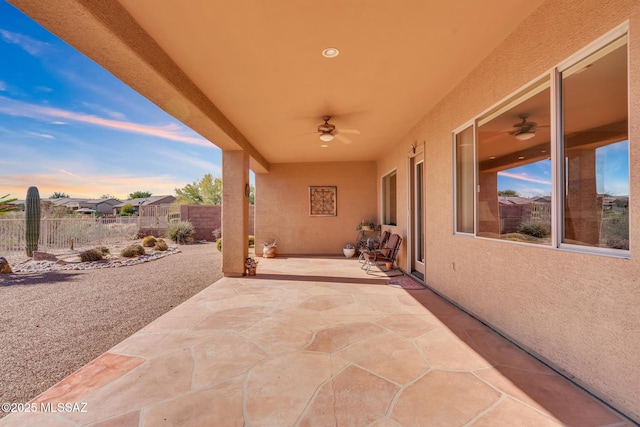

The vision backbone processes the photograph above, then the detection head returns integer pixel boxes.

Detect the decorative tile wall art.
[309,186,337,216]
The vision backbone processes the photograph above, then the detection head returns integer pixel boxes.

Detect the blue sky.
[0,1,222,200]
[497,140,629,198]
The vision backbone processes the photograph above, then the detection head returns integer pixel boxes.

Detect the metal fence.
[0,217,139,263]
[139,205,180,228]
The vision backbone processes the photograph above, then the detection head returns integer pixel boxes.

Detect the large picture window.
[453,29,629,255]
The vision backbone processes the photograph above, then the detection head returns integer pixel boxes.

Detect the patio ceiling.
[10,0,545,170]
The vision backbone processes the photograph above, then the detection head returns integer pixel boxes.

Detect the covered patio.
[5,0,640,423]
[0,257,628,426]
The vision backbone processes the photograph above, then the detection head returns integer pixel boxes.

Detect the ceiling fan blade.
[338,128,361,135]
[335,134,353,144]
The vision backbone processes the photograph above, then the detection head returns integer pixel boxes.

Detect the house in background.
[9,197,122,215]
[8,0,639,422]
[112,195,176,215]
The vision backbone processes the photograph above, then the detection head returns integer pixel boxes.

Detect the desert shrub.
[80,248,103,262]
[248,235,255,246]
[601,211,629,249]
[518,220,550,238]
[121,244,145,258]
[166,220,194,243]
[155,238,169,251]
[142,236,157,247]
[120,203,136,216]
[94,246,110,256]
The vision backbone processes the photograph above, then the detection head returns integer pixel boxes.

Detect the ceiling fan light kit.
[315,115,360,144]
[322,47,339,58]
[515,131,535,141]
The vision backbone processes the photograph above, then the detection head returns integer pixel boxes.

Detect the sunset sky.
[0,1,222,200]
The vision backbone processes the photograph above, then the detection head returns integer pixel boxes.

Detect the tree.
[120,203,136,216]
[0,194,18,215]
[49,191,69,199]
[128,191,152,200]
[498,189,520,197]
[175,174,255,205]
[100,194,116,200]
[175,174,222,205]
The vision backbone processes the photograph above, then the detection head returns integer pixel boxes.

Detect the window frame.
[381,168,397,226]
[452,121,476,236]
[452,22,630,258]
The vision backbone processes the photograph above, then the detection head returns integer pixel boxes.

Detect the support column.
[565,148,600,245]
[222,150,249,276]
[478,171,500,236]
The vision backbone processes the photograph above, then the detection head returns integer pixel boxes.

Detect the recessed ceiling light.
[489,156,496,160]
[518,156,525,160]
[322,47,339,58]
[320,144,329,148]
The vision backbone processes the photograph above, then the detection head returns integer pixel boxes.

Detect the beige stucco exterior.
[8,0,639,421]
[221,150,250,276]
[256,162,377,256]
[376,0,639,420]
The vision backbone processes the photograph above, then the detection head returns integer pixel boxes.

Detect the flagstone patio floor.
[0,256,631,426]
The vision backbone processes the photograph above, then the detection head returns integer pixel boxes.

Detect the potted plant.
[357,219,376,231]
[245,257,259,275]
[262,240,277,258]
[343,243,356,258]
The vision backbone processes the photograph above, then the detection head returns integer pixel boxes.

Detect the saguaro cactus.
[25,186,41,257]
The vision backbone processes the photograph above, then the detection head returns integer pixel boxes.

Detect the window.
[476,77,551,245]
[382,170,397,225]
[560,35,628,250]
[454,125,475,234]
[453,28,629,255]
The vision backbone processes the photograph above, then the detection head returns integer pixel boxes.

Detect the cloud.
[498,171,551,185]
[81,101,127,120]
[0,81,6,91]
[0,96,213,147]
[154,148,222,175]
[0,29,50,56]
[26,131,55,139]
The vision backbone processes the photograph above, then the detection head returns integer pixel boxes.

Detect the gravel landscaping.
[0,242,222,417]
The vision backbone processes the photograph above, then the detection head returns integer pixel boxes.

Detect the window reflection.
[561,36,628,250]
[476,78,551,244]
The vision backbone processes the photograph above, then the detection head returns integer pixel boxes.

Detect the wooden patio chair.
[361,233,402,273]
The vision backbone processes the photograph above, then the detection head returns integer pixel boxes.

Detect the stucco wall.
[255,162,377,255]
[376,0,640,421]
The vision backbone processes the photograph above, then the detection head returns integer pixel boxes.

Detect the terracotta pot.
[263,246,276,258]
[385,262,393,270]
[247,267,256,276]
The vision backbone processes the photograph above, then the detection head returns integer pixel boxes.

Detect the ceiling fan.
[509,114,540,140]
[317,116,360,144]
